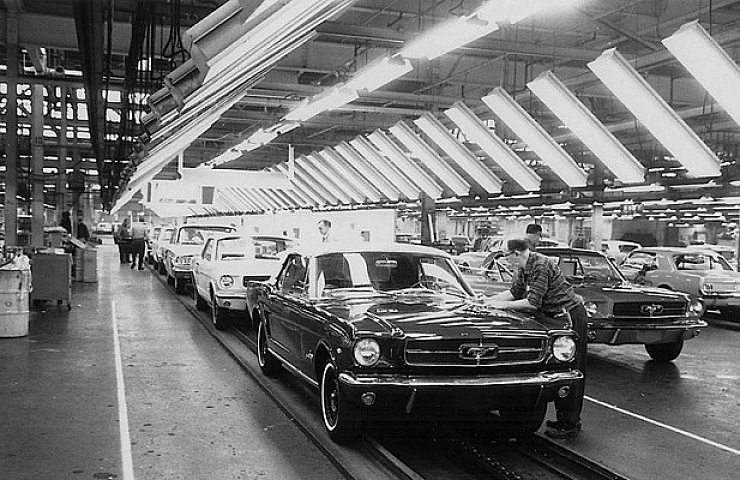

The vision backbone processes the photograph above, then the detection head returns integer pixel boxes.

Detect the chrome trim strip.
[338,370,583,387]
[268,347,319,389]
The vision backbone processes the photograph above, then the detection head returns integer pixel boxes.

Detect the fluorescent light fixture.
[251,128,278,145]
[389,121,471,197]
[291,158,339,205]
[349,136,420,200]
[476,0,580,24]
[400,15,498,60]
[663,21,740,130]
[273,121,300,135]
[309,151,364,203]
[588,48,721,178]
[481,87,588,187]
[527,71,644,184]
[297,155,347,204]
[284,86,359,122]
[273,164,327,205]
[207,148,241,167]
[345,55,413,92]
[443,102,541,191]
[367,130,444,199]
[335,141,400,200]
[414,113,504,193]
[320,147,382,202]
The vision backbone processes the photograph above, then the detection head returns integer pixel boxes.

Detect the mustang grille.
[242,275,271,287]
[613,301,686,318]
[404,336,547,367]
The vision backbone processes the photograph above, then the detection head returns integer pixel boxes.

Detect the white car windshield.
[177,226,233,245]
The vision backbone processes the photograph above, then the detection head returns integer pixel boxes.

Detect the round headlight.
[688,299,704,317]
[353,338,380,367]
[218,275,235,289]
[583,301,598,317]
[552,336,577,362]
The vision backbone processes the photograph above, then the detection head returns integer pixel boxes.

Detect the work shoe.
[544,421,581,439]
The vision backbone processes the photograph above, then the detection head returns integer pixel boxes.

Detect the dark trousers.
[131,239,146,268]
[117,240,132,263]
[555,303,587,428]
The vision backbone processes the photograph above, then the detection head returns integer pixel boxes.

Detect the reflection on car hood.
[167,244,203,256]
[660,270,740,280]
[320,296,550,337]
[574,282,688,302]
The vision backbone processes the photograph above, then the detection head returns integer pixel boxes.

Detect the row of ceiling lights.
[123,1,740,215]
[200,16,738,214]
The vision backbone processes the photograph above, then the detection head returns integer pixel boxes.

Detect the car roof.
[632,246,723,256]
[536,246,605,257]
[212,233,296,242]
[290,242,454,258]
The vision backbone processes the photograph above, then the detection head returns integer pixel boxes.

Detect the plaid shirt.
[510,251,581,313]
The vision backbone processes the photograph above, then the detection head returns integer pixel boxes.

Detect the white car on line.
[192,233,298,330]
[162,224,237,294]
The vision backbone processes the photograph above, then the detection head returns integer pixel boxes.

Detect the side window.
[202,239,213,261]
[278,256,308,295]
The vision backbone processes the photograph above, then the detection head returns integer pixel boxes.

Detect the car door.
[266,254,308,366]
[193,238,214,299]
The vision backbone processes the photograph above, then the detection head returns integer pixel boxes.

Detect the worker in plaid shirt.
[486,236,587,439]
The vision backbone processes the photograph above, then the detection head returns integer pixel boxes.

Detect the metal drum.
[0,269,31,338]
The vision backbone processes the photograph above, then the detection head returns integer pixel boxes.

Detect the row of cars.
[146,225,712,443]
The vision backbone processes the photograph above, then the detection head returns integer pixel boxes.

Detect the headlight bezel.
[353,338,381,367]
[218,275,235,289]
[583,301,599,317]
[551,336,577,362]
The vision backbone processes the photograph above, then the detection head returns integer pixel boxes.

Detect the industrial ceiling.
[3,0,740,218]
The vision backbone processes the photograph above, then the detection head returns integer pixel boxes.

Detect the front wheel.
[210,291,229,330]
[257,321,282,378]
[174,276,187,295]
[645,340,683,362]
[321,362,360,443]
[194,286,207,311]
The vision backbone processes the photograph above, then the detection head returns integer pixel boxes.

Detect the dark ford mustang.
[464,247,706,362]
[247,243,583,442]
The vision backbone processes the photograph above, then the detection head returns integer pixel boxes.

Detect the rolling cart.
[31,252,72,309]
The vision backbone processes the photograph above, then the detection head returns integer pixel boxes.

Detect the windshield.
[315,252,475,298]
[177,226,233,245]
[217,236,295,260]
[544,252,626,283]
[673,252,734,271]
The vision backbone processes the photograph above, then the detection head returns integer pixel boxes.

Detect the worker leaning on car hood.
[484,236,587,440]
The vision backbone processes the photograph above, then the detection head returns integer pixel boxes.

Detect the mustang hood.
[321,296,551,338]
[576,282,688,303]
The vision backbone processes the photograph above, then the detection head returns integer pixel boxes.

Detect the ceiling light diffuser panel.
[349,136,421,200]
[443,102,542,191]
[336,141,400,201]
[345,55,413,92]
[414,113,504,194]
[388,122,471,197]
[663,21,740,131]
[320,147,382,203]
[588,48,721,178]
[400,16,499,60]
[303,154,354,204]
[367,130,444,199]
[311,150,367,203]
[527,71,644,184]
[481,88,588,187]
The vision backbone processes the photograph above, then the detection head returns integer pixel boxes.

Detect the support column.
[4,9,19,246]
[592,203,603,252]
[31,84,45,246]
[419,194,435,245]
[57,86,68,219]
